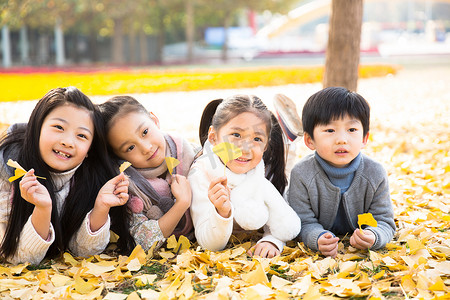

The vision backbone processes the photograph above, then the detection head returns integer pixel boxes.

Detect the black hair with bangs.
[302,87,370,139]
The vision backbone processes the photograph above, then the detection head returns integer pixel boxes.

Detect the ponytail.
[199,99,223,146]
[264,113,287,195]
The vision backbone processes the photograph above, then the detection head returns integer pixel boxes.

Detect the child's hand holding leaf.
[350,213,378,249]
[357,213,378,233]
[96,173,130,210]
[19,169,52,209]
[212,142,242,176]
[90,173,130,232]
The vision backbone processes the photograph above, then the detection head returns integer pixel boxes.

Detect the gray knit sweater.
[287,153,396,251]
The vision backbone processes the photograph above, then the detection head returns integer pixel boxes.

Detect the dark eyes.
[142,128,148,136]
[324,128,358,133]
[78,134,88,139]
[127,145,135,152]
[54,125,63,130]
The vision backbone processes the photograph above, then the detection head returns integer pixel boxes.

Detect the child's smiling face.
[304,114,369,168]
[107,111,166,169]
[39,104,94,172]
[209,112,268,174]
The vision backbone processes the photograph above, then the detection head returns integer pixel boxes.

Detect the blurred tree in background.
[0,0,296,66]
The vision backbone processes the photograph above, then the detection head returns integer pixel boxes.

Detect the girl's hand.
[19,169,52,209]
[247,242,280,258]
[208,176,231,218]
[95,173,129,211]
[350,229,375,249]
[20,169,52,239]
[90,173,129,232]
[318,232,340,258]
[170,174,191,210]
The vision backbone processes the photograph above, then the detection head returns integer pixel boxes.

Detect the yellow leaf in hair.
[165,157,180,175]
[119,161,132,173]
[7,159,46,182]
[357,213,378,234]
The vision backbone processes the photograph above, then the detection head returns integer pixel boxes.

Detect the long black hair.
[0,87,134,260]
[98,96,175,213]
[198,95,287,194]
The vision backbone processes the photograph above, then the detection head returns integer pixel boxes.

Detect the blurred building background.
[1,0,449,68]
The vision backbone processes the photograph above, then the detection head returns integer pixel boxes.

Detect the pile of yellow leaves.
[1,68,449,299]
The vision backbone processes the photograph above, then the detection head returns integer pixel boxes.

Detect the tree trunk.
[20,26,30,65]
[221,12,231,63]
[129,27,137,64]
[156,8,166,64]
[139,29,148,64]
[2,26,12,68]
[185,0,195,63]
[112,18,125,64]
[55,18,65,66]
[73,33,80,63]
[89,31,99,63]
[323,0,363,91]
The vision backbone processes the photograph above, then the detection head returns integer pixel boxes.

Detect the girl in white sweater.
[189,95,301,258]
[0,87,133,265]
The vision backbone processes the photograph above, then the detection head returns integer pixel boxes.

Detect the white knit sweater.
[0,165,110,265]
[189,140,301,252]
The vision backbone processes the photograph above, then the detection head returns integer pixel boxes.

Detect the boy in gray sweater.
[287,87,395,257]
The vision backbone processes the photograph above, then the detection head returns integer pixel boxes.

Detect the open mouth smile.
[235,157,251,162]
[53,150,71,158]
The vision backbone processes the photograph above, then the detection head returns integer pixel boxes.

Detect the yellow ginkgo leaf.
[73,276,95,294]
[240,262,269,286]
[119,161,132,173]
[165,157,180,175]
[166,235,191,254]
[407,238,425,255]
[213,142,242,165]
[7,159,46,182]
[357,213,378,234]
[8,168,27,183]
[212,142,242,175]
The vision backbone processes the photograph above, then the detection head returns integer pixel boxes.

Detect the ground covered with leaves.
[0,66,449,299]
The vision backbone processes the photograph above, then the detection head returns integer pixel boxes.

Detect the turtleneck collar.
[50,163,80,192]
[315,152,362,194]
[315,152,361,178]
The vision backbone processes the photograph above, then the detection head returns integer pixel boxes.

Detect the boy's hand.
[19,169,52,209]
[247,241,280,258]
[95,173,129,211]
[170,174,191,210]
[350,229,375,249]
[208,176,231,218]
[318,232,340,258]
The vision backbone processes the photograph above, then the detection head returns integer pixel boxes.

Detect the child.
[189,95,301,258]
[99,96,196,251]
[0,87,133,265]
[287,87,396,258]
